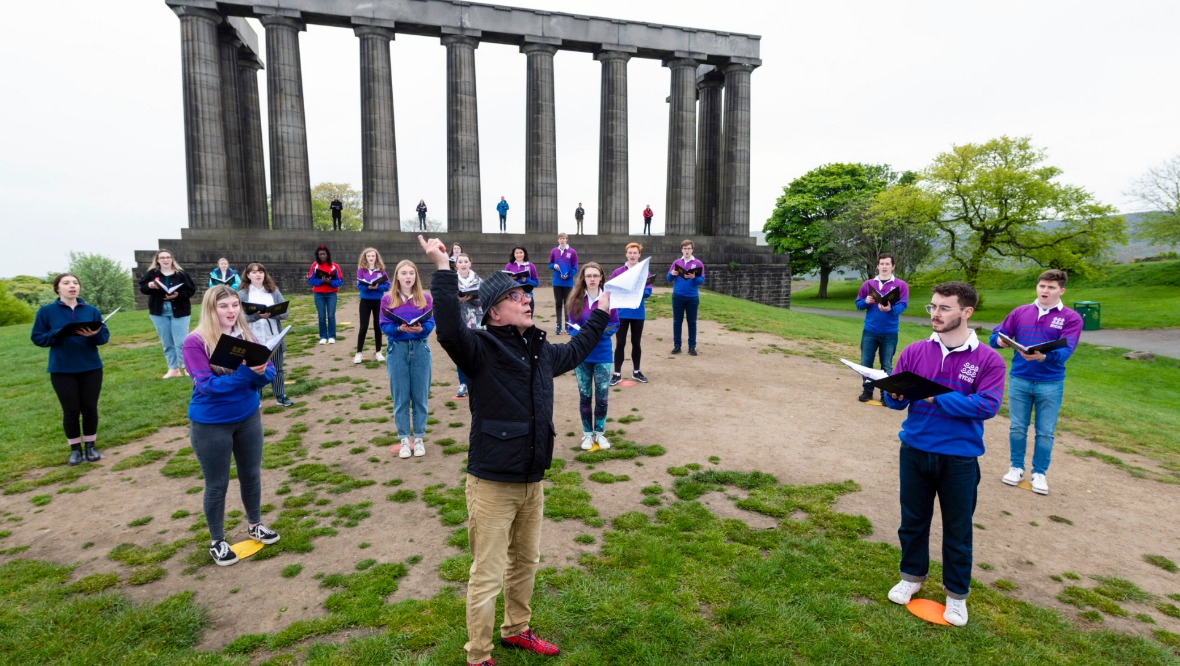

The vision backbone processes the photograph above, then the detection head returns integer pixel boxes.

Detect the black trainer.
[209,540,239,566]
[276,396,294,407]
[68,449,84,466]
[84,444,102,462]
[248,523,281,544]
[671,347,682,354]
[688,348,698,356]
[858,388,874,402]
[609,372,622,386]
[632,371,648,383]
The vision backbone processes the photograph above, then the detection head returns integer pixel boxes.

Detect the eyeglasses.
[925,304,965,315]
[499,291,533,305]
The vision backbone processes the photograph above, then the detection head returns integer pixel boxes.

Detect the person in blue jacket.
[666,239,705,355]
[30,273,111,466]
[496,196,510,232]
[567,262,620,450]
[182,285,280,567]
[208,257,240,290]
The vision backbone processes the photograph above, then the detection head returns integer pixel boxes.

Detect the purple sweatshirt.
[568,293,620,364]
[548,246,578,288]
[883,331,1006,458]
[504,261,539,288]
[182,332,276,424]
[666,257,705,297]
[379,293,435,343]
[988,302,1082,382]
[356,267,392,301]
[855,276,910,334]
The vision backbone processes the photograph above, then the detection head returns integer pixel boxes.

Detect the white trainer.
[328,338,336,344]
[398,438,411,459]
[580,434,593,450]
[318,338,327,345]
[888,579,922,605]
[594,432,611,450]
[943,597,969,626]
[353,353,363,364]
[1001,467,1024,486]
[413,438,425,457]
[1030,472,1049,495]
[375,350,385,362]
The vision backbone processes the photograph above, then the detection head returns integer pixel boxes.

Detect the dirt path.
[3,289,1178,650]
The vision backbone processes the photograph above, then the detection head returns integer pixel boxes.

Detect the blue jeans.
[190,410,264,541]
[897,442,980,599]
[149,303,190,369]
[1007,376,1064,475]
[387,338,431,438]
[314,292,338,339]
[671,294,698,350]
[860,330,898,389]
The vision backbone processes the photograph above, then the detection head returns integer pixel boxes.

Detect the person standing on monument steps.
[574,202,585,235]
[421,234,610,666]
[884,281,1006,627]
[855,253,909,402]
[416,199,428,231]
[497,196,510,233]
[330,196,344,231]
[642,204,653,235]
[990,269,1083,496]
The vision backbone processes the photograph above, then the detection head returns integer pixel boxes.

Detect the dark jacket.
[138,269,196,317]
[30,298,109,373]
[432,269,608,483]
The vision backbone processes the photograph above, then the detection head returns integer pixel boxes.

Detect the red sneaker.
[500,629,560,656]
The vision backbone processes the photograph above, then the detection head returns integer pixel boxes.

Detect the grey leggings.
[190,410,264,541]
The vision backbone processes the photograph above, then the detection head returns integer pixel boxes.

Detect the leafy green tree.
[66,252,135,314]
[3,275,55,307]
[1126,155,1180,247]
[763,163,893,298]
[921,136,1124,282]
[829,183,939,279]
[0,281,34,326]
[311,182,363,231]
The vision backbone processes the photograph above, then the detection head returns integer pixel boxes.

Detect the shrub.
[0,282,34,326]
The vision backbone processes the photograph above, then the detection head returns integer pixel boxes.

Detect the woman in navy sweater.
[30,273,111,466]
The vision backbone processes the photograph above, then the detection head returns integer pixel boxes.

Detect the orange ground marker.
[906,598,952,625]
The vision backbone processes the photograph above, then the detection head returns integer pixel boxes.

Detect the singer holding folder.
[182,285,280,567]
[355,247,391,364]
[882,282,1005,627]
[139,249,195,378]
[239,262,293,407]
[380,260,435,459]
[854,253,909,402]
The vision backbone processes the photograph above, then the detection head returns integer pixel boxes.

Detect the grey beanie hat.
[479,270,533,325]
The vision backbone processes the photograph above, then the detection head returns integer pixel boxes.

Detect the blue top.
[988,302,1083,382]
[548,246,578,288]
[497,200,510,215]
[855,276,910,334]
[666,258,705,297]
[568,293,619,364]
[30,299,109,373]
[182,331,275,424]
[208,267,241,290]
[379,293,436,343]
[883,331,1007,458]
[610,263,652,320]
[356,267,392,301]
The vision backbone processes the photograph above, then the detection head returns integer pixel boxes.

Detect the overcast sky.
[1,0,1177,278]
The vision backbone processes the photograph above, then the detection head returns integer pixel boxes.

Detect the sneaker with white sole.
[580,434,593,450]
[413,438,425,457]
[328,338,336,344]
[248,523,281,544]
[632,370,648,383]
[209,539,239,566]
[353,353,364,364]
[609,372,621,386]
[318,339,327,345]
[594,432,611,450]
[455,384,468,398]
[1030,472,1049,495]
[943,597,969,626]
[397,438,412,459]
[375,351,385,362]
[888,579,922,605]
[1001,467,1024,486]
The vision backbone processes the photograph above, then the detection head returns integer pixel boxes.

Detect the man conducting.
[420,235,611,666]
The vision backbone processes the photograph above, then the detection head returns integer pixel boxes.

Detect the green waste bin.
[1074,301,1100,331]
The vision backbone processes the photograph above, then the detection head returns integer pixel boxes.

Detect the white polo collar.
[928,329,979,360]
[1032,300,1064,318]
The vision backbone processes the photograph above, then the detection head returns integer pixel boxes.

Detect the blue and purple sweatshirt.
[379,293,436,343]
[855,276,910,334]
[883,330,1006,458]
[988,302,1082,383]
[610,263,652,320]
[568,293,620,364]
[182,331,275,424]
[30,299,110,373]
[504,261,539,288]
[666,257,705,298]
[548,246,578,288]
[356,267,391,301]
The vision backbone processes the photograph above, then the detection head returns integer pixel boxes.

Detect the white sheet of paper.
[839,358,889,381]
[603,257,651,310]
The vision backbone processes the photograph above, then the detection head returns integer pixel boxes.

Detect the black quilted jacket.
[432,270,608,482]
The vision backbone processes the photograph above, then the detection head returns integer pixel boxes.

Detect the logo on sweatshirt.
[1050,316,1065,329]
[959,362,980,384]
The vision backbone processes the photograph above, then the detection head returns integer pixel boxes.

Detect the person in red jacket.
[642,204,653,235]
[306,245,344,344]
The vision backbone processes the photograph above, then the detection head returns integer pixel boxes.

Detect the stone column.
[237,52,269,229]
[695,69,724,236]
[522,40,559,235]
[664,56,699,237]
[596,48,633,235]
[172,6,230,230]
[217,25,248,228]
[719,62,755,237]
[261,14,313,230]
[356,24,400,231]
[443,32,482,233]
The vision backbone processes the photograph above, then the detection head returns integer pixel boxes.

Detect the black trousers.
[553,286,572,329]
[50,369,103,440]
[357,298,384,353]
[613,319,645,372]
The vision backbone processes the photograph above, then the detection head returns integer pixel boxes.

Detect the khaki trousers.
[463,474,544,663]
